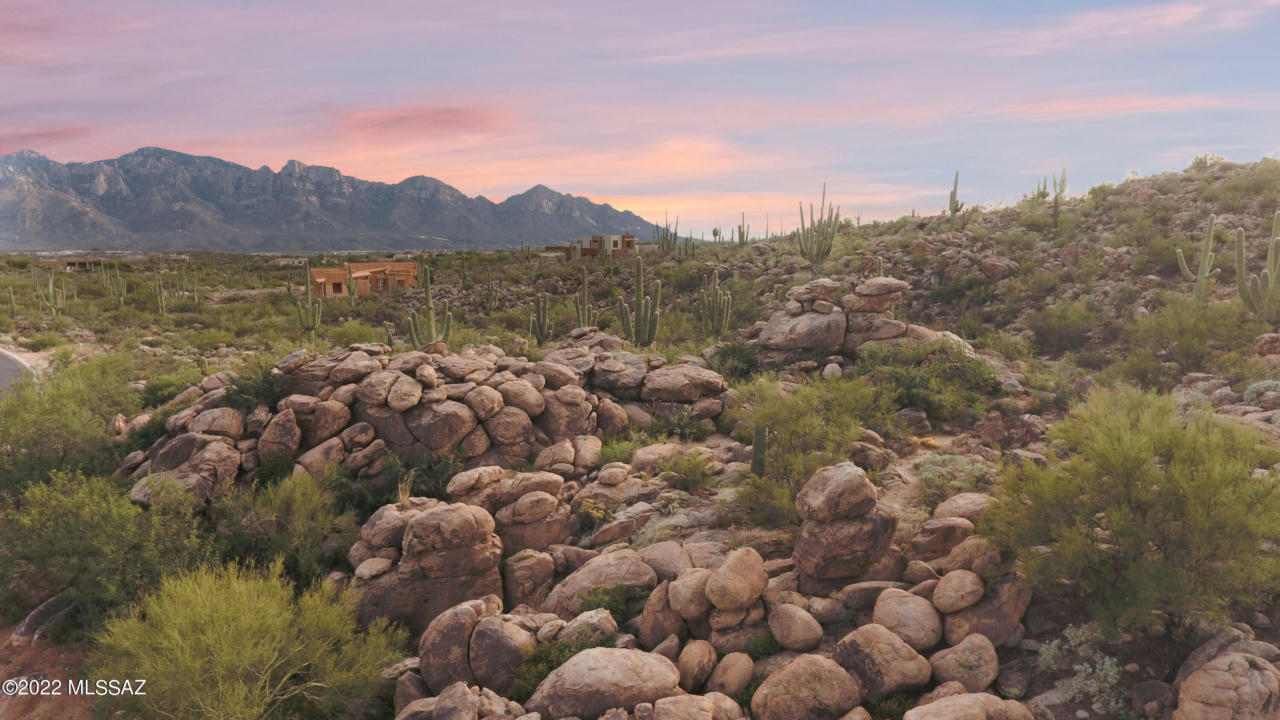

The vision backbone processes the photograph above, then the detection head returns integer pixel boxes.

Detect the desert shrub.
[0,353,141,498]
[732,474,801,528]
[90,562,405,720]
[744,631,784,660]
[855,339,1002,423]
[657,451,715,493]
[915,454,997,509]
[324,318,382,348]
[0,472,207,635]
[1035,624,1126,714]
[650,406,712,442]
[711,341,759,380]
[728,376,894,491]
[20,330,64,350]
[599,431,656,466]
[576,497,613,532]
[1244,379,1280,405]
[1025,298,1097,356]
[862,693,916,720]
[1118,296,1265,386]
[987,385,1280,630]
[507,631,616,703]
[141,366,203,408]
[223,360,283,412]
[1020,212,1052,232]
[578,584,649,619]
[213,470,356,589]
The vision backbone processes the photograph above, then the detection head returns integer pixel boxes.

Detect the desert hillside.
[3,155,1280,720]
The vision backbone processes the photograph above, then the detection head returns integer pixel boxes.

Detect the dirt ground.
[0,628,94,720]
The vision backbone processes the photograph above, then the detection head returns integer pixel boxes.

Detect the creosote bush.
[987,385,1280,631]
[855,339,1002,424]
[507,631,617,704]
[91,561,405,720]
[578,584,650,619]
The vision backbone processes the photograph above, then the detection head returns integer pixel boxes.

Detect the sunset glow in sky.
[5,0,1280,234]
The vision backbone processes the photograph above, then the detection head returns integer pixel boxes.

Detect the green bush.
[711,341,760,380]
[1112,295,1266,389]
[744,631,783,660]
[141,367,203,408]
[728,376,895,492]
[20,330,64,350]
[987,385,1280,630]
[732,474,801,528]
[657,451,715,493]
[0,354,141,498]
[855,339,1002,424]
[578,584,650,619]
[1025,298,1097,356]
[508,632,616,703]
[599,432,655,466]
[224,360,284,412]
[0,472,207,635]
[213,470,356,589]
[915,454,997,509]
[90,562,405,720]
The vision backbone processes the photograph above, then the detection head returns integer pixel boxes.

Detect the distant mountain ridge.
[0,147,656,251]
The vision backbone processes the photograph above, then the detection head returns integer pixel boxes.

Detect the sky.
[4,0,1280,236]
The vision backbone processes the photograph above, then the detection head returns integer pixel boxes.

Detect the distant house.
[310,262,419,298]
[270,257,308,267]
[543,233,636,261]
[61,257,103,272]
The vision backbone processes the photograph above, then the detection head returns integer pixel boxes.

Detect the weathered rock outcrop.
[792,463,898,594]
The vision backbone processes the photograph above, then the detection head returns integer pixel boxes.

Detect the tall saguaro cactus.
[529,292,552,346]
[736,213,750,245]
[1177,215,1221,301]
[345,266,357,309]
[1236,211,1280,323]
[34,271,67,317]
[1051,168,1067,231]
[295,261,322,343]
[617,256,661,346]
[409,265,452,345]
[573,267,599,327]
[697,271,733,338]
[797,183,840,277]
[949,170,965,227]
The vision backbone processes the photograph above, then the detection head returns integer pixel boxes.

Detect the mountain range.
[0,147,656,252]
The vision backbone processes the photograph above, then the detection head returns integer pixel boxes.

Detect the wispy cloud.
[976,0,1280,57]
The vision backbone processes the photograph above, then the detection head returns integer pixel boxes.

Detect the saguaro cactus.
[345,266,357,308]
[573,267,599,327]
[34,271,67,317]
[529,292,552,346]
[409,266,453,345]
[949,170,965,227]
[697,271,733,338]
[296,261,322,343]
[1177,215,1221,301]
[797,183,840,276]
[1236,211,1280,323]
[736,213,750,245]
[617,256,661,346]
[1051,168,1067,230]
[751,424,769,476]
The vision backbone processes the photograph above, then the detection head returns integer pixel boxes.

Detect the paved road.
[0,350,30,390]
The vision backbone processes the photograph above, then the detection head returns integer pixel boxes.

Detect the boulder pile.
[118,341,729,504]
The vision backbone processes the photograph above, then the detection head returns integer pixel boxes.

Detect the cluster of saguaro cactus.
[1177,215,1222,301]
[573,267,599,327]
[408,265,452,345]
[296,261,322,343]
[529,292,552,346]
[697,271,733,338]
[1051,168,1067,230]
[33,270,67,317]
[949,170,965,227]
[152,275,168,316]
[681,235,696,260]
[1236,212,1280,323]
[736,213,750,245]
[459,255,471,289]
[617,256,661,346]
[104,265,129,309]
[1032,176,1050,201]
[797,183,840,276]
[655,216,680,254]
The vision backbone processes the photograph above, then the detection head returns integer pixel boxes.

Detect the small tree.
[91,562,405,720]
[987,385,1280,631]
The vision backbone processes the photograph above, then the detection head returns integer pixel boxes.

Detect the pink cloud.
[987,93,1242,121]
[977,0,1280,56]
[0,125,94,154]
[337,104,513,145]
